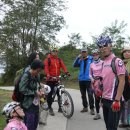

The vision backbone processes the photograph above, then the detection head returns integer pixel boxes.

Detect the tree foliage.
[90,20,128,57]
[0,0,67,84]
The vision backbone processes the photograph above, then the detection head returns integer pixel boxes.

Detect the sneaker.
[93,114,101,120]
[90,109,95,115]
[39,121,46,125]
[80,108,88,113]
[118,124,129,128]
[49,108,55,116]
[58,107,63,113]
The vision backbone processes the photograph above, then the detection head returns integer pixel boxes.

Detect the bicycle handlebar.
[46,74,71,82]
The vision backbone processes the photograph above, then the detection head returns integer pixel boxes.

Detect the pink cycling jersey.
[89,60,103,79]
[89,60,103,95]
[101,53,126,100]
[4,118,27,130]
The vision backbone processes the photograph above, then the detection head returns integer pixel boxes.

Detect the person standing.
[19,60,44,130]
[44,48,70,116]
[96,36,125,130]
[73,47,95,115]
[89,49,103,120]
[119,45,130,128]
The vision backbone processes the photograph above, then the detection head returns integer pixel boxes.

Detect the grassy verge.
[0,89,12,130]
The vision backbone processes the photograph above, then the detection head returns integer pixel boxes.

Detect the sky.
[56,0,130,46]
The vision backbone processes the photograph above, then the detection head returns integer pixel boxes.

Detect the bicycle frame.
[47,75,74,118]
[52,83,65,102]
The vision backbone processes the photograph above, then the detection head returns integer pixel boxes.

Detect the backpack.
[111,57,130,101]
[12,68,30,103]
[48,57,61,66]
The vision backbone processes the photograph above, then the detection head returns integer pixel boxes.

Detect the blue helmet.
[96,36,112,47]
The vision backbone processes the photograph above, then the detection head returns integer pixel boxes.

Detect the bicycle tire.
[61,90,74,118]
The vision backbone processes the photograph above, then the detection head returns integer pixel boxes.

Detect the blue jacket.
[73,55,93,81]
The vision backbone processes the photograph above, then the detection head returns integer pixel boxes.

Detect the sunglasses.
[81,51,87,53]
[98,44,109,48]
[52,50,58,52]
[92,53,99,56]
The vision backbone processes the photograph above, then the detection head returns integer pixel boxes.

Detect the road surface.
[0,87,125,130]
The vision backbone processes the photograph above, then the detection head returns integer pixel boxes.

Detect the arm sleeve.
[60,59,68,73]
[73,57,80,67]
[89,64,94,82]
[115,58,126,76]
[44,58,50,76]
[19,74,36,96]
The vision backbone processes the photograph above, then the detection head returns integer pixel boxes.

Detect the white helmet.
[2,102,20,118]
[92,49,99,54]
[43,85,51,94]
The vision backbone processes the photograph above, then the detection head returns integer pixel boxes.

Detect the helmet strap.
[12,108,24,120]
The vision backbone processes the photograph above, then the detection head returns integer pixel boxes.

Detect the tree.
[68,33,83,48]
[102,20,127,49]
[91,20,127,57]
[0,0,67,84]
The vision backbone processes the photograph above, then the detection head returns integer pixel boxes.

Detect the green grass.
[0,89,12,130]
[63,80,79,90]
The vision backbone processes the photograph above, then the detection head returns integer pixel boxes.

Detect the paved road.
[0,87,125,130]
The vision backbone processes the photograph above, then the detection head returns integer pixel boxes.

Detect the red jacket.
[44,54,68,76]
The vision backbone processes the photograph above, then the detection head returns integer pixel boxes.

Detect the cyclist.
[2,101,27,130]
[73,47,95,115]
[89,49,103,120]
[44,47,70,116]
[96,36,125,130]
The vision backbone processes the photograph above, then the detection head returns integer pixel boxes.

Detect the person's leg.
[93,95,101,120]
[102,99,109,129]
[103,99,122,130]
[57,88,62,112]
[46,82,55,116]
[46,82,54,109]
[86,81,95,114]
[34,113,39,130]
[79,81,88,112]
[119,101,129,127]
[107,108,121,130]
[24,111,38,130]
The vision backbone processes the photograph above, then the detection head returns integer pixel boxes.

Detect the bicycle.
[44,74,74,118]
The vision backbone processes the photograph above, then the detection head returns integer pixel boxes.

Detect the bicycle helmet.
[96,36,112,47]
[2,102,20,118]
[92,49,99,54]
[43,85,51,95]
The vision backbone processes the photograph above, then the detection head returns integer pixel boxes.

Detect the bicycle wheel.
[61,90,74,118]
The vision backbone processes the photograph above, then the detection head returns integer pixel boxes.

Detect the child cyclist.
[89,49,103,120]
[2,101,27,130]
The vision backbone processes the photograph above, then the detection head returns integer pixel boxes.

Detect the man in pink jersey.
[96,36,125,130]
[89,49,103,120]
